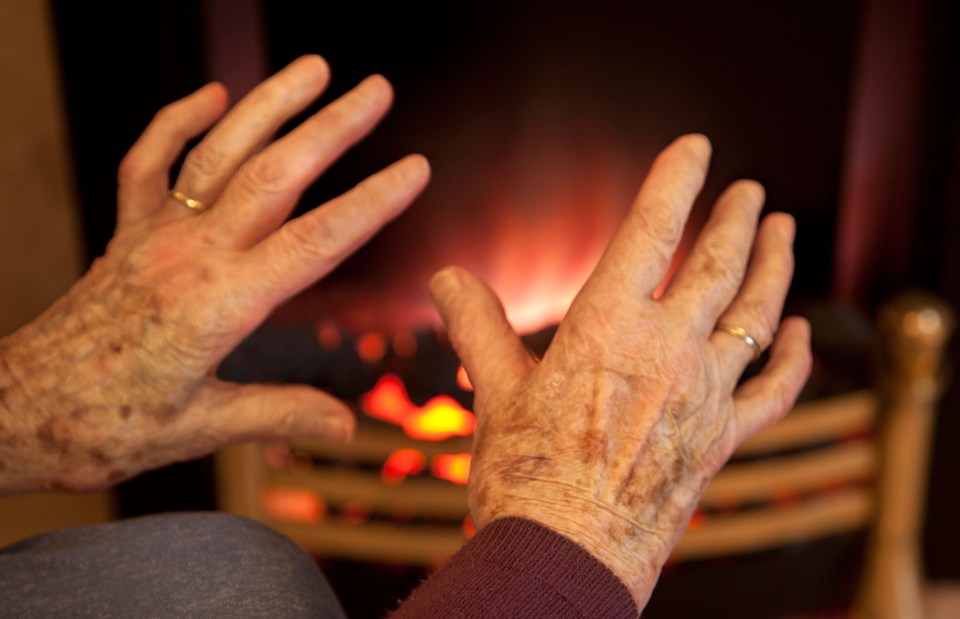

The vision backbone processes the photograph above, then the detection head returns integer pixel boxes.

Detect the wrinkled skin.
[430,135,812,610]
[0,56,430,493]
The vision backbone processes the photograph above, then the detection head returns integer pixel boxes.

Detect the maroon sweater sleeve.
[390,517,638,618]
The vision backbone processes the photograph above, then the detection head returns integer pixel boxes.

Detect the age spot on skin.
[148,296,164,326]
[119,405,133,421]
[582,429,608,466]
[149,403,179,421]
[0,430,24,449]
[110,342,123,354]
[88,447,112,466]
[35,419,66,454]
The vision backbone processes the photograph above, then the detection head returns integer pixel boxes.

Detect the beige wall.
[0,1,113,540]
[0,0,84,336]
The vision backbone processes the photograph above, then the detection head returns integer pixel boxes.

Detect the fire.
[362,374,476,441]
[431,453,472,485]
[261,487,326,523]
[382,448,427,485]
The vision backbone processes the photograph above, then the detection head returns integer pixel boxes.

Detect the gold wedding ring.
[715,324,762,362]
[168,189,208,213]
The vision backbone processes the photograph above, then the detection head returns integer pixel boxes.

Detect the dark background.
[49,0,960,616]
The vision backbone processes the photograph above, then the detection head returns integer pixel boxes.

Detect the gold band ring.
[715,324,762,362]
[168,189,207,212]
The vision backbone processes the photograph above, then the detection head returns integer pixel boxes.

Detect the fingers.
[188,381,356,443]
[710,213,796,383]
[663,180,765,331]
[429,266,534,395]
[167,55,331,220]
[116,82,229,229]
[731,316,812,440]
[245,154,431,306]
[201,74,395,249]
[579,134,711,303]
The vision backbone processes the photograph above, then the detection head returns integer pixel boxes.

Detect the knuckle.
[740,296,779,343]
[184,143,226,177]
[239,154,289,195]
[151,104,178,128]
[699,240,744,286]
[280,219,340,264]
[117,151,146,186]
[634,202,683,251]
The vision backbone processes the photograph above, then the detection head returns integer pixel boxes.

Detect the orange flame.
[432,453,472,485]
[382,448,427,485]
[260,487,326,523]
[362,374,476,441]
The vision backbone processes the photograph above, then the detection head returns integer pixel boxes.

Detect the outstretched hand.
[0,56,430,493]
[430,135,811,610]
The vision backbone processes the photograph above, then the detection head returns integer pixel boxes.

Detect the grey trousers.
[0,512,348,618]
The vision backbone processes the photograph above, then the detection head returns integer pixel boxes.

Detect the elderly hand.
[430,134,811,610]
[0,56,430,494]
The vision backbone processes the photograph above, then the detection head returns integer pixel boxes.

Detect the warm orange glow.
[392,330,418,357]
[260,487,326,523]
[406,397,476,441]
[363,374,413,425]
[316,321,343,350]
[456,364,474,391]
[357,332,387,364]
[431,453,472,485]
[362,374,476,441]
[382,448,427,485]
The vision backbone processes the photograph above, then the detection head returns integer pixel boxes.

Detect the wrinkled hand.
[0,56,430,494]
[430,135,811,610]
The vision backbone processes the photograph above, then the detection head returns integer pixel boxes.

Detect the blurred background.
[1,0,958,616]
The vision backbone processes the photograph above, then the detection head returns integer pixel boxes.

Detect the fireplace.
[51,0,960,616]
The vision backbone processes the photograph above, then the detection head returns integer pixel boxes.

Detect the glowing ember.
[431,453,472,486]
[363,374,411,425]
[316,321,342,350]
[261,487,326,523]
[406,397,476,441]
[362,374,476,441]
[357,332,387,364]
[382,448,427,485]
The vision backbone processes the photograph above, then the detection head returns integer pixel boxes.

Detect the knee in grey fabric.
[0,512,347,618]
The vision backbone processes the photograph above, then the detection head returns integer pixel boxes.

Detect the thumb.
[189,380,356,443]
[429,266,533,394]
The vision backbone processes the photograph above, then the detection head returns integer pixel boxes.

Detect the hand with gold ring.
[425,135,811,613]
[0,55,430,494]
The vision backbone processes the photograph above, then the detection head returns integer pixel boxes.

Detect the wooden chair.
[217,291,953,617]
